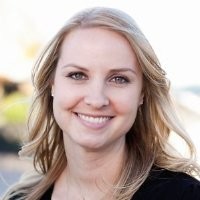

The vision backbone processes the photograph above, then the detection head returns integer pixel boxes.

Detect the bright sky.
[0,0,200,88]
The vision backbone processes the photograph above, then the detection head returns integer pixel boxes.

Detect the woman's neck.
[66,136,126,182]
[53,138,127,199]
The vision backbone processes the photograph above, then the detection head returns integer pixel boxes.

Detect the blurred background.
[0,0,200,196]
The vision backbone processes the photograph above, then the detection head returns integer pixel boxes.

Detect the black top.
[11,168,200,199]
[133,168,200,200]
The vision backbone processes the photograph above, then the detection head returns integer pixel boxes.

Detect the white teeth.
[78,113,111,124]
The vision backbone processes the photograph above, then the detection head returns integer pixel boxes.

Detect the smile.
[76,113,113,124]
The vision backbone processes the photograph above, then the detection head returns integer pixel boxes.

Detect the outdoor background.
[0,0,200,196]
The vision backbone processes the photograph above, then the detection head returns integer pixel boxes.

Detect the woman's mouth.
[75,112,113,129]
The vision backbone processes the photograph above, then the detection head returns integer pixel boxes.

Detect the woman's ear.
[139,92,144,106]
[51,85,55,97]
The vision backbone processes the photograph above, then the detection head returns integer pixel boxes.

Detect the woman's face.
[52,27,143,150]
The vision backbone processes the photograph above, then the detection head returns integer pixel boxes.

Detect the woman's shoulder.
[134,168,200,200]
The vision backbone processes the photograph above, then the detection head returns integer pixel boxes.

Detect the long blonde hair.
[3,7,200,200]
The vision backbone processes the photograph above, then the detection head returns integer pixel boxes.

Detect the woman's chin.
[77,138,106,151]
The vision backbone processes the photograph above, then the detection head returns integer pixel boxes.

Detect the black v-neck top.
[40,168,200,200]
[10,168,200,199]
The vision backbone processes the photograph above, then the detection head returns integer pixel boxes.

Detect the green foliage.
[0,92,30,125]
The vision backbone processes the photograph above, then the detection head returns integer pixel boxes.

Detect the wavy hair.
[3,7,200,200]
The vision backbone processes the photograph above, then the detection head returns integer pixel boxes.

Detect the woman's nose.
[84,83,109,109]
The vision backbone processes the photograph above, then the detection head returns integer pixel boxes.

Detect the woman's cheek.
[56,87,84,109]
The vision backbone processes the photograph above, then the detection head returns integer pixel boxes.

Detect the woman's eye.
[110,76,129,84]
[67,72,87,80]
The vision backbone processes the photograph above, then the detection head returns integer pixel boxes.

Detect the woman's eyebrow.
[61,63,89,71]
[109,68,137,75]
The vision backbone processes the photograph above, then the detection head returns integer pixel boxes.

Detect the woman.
[3,7,200,200]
